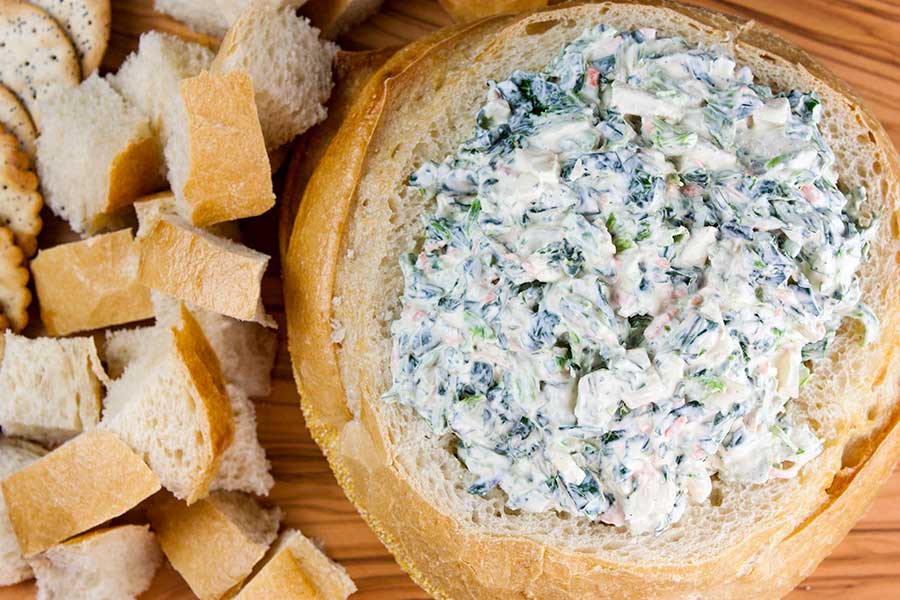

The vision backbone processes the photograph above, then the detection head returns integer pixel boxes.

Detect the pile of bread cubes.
[0,0,383,598]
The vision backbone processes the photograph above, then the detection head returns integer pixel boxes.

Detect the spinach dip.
[383,25,878,534]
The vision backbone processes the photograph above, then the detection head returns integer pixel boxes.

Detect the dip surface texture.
[386,25,877,534]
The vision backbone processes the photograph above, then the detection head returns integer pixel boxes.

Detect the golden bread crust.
[32,229,153,335]
[148,492,267,599]
[106,133,166,213]
[138,216,268,323]
[172,305,235,503]
[234,544,320,600]
[179,70,274,226]
[279,47,396,261]
[1,431,160,557]
[439,0,549,21]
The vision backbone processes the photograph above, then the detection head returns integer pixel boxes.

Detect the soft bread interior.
[213,384,274,496]
[153,292,278,397]
[111,31,214,144]
[29,525,162,600]
[101,308,233,503]
[327,1,900,572]
[35,75,162,234]
[213,3,337,152]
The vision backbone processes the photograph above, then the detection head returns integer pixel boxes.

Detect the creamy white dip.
[384,25,878,534]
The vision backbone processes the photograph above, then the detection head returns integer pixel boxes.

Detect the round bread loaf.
[284,2,900,597]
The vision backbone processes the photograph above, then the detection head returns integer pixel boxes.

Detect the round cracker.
[0,0,80,125]
[0,85,36,157]
[0,169,42,258]
[0,131,37,191]
[30,0,111,76]
[0,225,30,332]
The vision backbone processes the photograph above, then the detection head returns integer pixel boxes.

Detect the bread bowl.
[283,1,900,597]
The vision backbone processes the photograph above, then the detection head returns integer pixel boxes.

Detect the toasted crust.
[439,0,549,21]
[172,305,236,502]
[1,430,161,557]
[284,2,900,598]
[279,47,396,261]
[106,132,166,214]
[236,530,356,600]
[32,229,153,336]
[138,216,270,323]
[148,492,274,600]
[235,547,320,600]
[176,70,274,226]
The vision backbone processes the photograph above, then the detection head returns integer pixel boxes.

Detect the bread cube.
[165,70,274,227]
[101,305,234,503]
[32,229,153,335]
[236,529,356,600]
[138,215,273,325]
[36,75,165,234]
[29,525,162,600]
[149,491,280,600]
[0,333,107,445]
[1,431,160,556]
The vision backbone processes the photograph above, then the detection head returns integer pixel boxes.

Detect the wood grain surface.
[4,1,899,598]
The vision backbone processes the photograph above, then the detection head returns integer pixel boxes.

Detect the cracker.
[0,131,37,191]
[0,84,36,157]
[0,1,80,124]
[0,226,30,331]
[0,171,42,257]
[30,0,111,76]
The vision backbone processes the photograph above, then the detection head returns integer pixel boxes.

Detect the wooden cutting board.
[4,1,899,598]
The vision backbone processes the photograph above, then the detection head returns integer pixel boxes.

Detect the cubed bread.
[149,491,281,600]
[213,384,273,495]
[32,229,154,335]
[153,0,308,36]
[29,525,162,600]
[153,0,232,36]
[213,4,336,152]
[217,0,308,24]
[138,215,273,325]
[133,191,242,241]
[235,530,356,600]
[111,31,214,142]
[164,70,274,227]
[0,438,46,585]
[301,0,384,38]
[154,292,277,397]
[101,305,234,503]
[1,431,161,556]
[35,74,165,235]
[106,296,274,495]
[0,332,107,445]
